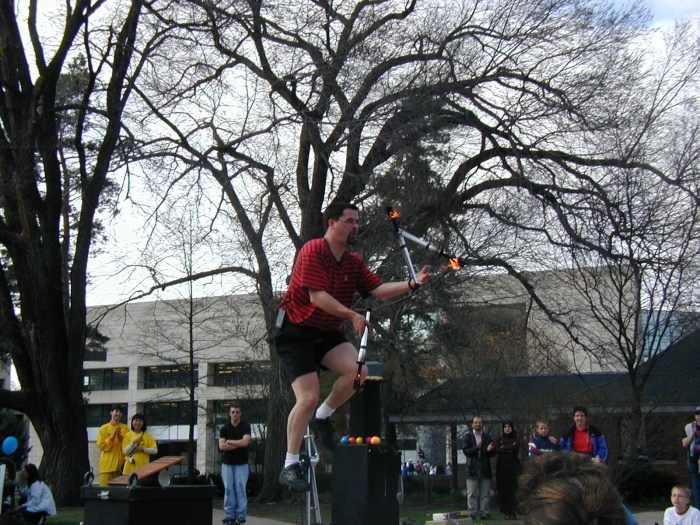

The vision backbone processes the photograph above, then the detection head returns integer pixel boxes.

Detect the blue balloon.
[2,436,18,455]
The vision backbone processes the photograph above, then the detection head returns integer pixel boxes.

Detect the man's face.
[472,418,483,431]
[111,409,122,423]
[574,411,587,428]
[694,412,700,426]
[230,407,241,423]
[332,209,360,245]
[537,423,549,436]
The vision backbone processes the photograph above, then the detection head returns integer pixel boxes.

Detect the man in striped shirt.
[275,202,430,491]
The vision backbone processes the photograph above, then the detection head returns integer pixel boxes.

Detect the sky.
[83,0,700,308]
[644,0,700,26]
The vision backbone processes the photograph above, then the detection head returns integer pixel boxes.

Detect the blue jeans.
[689,460,700,507]
[222,463,249,520]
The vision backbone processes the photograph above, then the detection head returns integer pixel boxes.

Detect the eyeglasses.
[338,219,360,226]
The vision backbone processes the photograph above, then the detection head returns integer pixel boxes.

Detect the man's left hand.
[415,265,431,286]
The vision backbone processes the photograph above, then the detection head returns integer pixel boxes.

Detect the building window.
[143,365,198,389]
[83,368,129,391]
[143,402,192,426]
[86,404,128,427]
[213,362,271,387]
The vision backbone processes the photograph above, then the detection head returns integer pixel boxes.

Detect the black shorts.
[274,320,349,382]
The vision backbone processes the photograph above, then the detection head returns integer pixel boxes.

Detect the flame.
[442,257,463,270]
[387,207,401,219]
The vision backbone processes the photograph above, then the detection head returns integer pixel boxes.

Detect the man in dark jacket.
[559,405,608,462]
[463,416,496,520]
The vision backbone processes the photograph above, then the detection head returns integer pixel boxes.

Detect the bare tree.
[101,0,696,500]
[0,0,160,504]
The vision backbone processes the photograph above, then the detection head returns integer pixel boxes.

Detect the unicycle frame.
[300,425,323,525]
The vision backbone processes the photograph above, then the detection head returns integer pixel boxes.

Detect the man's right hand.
[351,311,371,337]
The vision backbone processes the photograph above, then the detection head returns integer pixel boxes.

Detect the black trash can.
[331,444,401,525]
[81,484,216,525]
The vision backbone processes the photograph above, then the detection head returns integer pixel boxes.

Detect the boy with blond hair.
[665,486,700,525]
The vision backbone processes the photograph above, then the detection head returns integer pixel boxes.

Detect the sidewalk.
[634,511,663,525]
[212,507,288,525]
[211,507,664,525]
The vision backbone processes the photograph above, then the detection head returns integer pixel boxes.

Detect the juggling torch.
[353,309,372,391]
[386,207,464,280]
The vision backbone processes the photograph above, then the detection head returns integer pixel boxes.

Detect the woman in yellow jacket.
[122,413,158,474]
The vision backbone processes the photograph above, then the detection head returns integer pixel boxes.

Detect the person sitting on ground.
[664,485,700,525]
[11,464,56,524]
[517,451,625,525]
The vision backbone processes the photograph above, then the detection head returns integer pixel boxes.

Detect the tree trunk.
[257,348,292,501]
[31,395,91,506]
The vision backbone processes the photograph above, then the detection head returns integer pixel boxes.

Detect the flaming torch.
[354,309,372,391]
[386,207,464,282]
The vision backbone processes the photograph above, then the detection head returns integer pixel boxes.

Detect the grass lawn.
[47,507,83,525]
[54,493,665,525]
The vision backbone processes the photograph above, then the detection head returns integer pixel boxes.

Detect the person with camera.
[682,407,700,505]
[7,464,56,524]
[122,413,158,475]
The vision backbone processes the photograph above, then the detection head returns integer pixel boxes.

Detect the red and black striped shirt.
[279,238,383,331]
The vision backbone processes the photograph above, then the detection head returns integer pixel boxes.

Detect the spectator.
[11,464,56,524]
[122,413,158,474]
[218,404,252,525]
[494,420,522,520]
[517,451,625,525]
[664,485,700,525]
[560,405,608,462]
[682,408,700,506]
[463,416,496,520]
[95,404,130,485]
[528,420,560,457]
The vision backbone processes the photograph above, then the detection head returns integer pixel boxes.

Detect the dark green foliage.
[610,459,678,503]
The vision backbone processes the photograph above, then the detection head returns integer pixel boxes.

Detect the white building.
[20,266,634,475]
[82,294,270,477]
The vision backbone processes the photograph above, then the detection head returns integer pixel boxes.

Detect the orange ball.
[371,436,381,445]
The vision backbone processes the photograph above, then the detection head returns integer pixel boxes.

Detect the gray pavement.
[212,507,288,525]
[211,506,665,525]
[634,511,664,525]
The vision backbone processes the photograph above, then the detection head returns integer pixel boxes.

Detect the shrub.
[610,459,678,503]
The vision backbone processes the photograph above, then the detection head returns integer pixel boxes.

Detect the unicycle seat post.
[302,425,323,525]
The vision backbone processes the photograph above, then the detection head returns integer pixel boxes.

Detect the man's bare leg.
[279,371,319,491]
[287,372,320,455]
[320,342,368,411]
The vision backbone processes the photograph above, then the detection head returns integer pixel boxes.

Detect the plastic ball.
[355,437,363,444]
[371,436,381,445]
[2,436,18,455]
[340,436,350,445]
[348,436,356,444]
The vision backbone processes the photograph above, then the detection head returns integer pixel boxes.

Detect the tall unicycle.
[300,425,323,525]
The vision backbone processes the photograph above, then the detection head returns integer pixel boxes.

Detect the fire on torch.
[386,207,464,284]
